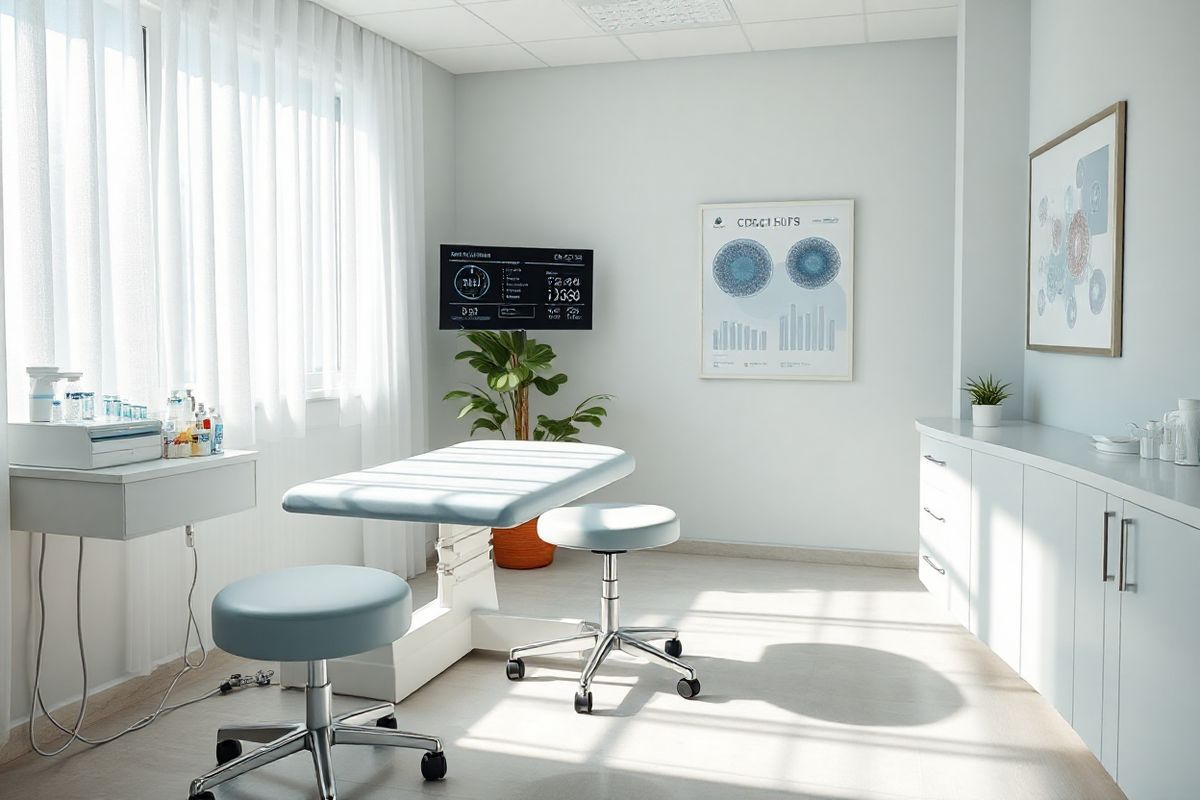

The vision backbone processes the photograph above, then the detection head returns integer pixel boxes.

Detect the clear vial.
[82,391,95,421]
[50,399,64,423]
[64,392,81,423]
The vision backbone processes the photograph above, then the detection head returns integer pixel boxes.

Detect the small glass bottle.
[81,391,96,421]
[50,399,64,423]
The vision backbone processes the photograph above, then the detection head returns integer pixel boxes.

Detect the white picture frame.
[699,199,854,380]
[1027,101,1126,356]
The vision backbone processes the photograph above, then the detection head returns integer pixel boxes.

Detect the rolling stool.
[188,565,447,800]
[504,503,701,713]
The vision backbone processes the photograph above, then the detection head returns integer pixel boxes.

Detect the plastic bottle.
[194,404,212,456]
[210,408,224,455]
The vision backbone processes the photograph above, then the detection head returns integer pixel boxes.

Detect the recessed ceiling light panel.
[573,0,734,34]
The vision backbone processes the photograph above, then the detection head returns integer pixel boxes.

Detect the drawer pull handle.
[922,506,946,523]
[922,555,946,575]
[922,455,947,466]
[1102,511,1115,582]
[1119,518,1135,592]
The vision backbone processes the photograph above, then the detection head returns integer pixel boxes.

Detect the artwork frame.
[1026,101,1126,356]
[699,199,854,381]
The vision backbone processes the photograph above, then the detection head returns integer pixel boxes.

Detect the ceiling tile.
[523,36,635,67]
[619,25,750,60]
[744,14,865,50]
[866,6,956,41]
[729,0,863,25]
[468,0,598,42]
[420,43,546,74]
[354,5,509,51]
[319,0,452,16]
[864,0,955,12]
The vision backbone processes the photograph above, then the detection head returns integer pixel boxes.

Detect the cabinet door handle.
[922,506,946,523]
[1102,511,1115,582]
[1118,518,1136,592]
[922,555,946,575]
[922,454,947,466]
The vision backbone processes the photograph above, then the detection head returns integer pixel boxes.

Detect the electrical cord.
[27,529,241,756]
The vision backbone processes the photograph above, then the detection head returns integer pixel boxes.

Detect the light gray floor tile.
[0,549,1125,800]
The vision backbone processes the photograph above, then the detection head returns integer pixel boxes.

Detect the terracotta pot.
[492,516,555,569]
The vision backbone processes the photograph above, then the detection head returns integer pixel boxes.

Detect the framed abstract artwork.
[699,200,854,380]
[1027,101,1126,356]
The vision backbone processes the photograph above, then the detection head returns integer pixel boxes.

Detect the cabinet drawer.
[918,544,949,603]
[919,435,971,499]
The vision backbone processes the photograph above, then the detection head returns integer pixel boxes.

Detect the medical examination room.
[0,0,1196,798]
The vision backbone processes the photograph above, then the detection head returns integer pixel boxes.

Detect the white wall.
[432,42,957,554]
[953,0,1029,419]
[1023,0,1200,431]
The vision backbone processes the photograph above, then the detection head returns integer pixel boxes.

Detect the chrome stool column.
[503,504,700,714]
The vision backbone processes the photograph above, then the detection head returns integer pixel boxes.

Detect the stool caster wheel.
[376,714,398,730]
[190,792,215,800]
[421,750,448,781]
[506,658,526,681]
[215,738,242,765]
[665,638,683,658]
[676,678,701,699]
[574,690,593,714]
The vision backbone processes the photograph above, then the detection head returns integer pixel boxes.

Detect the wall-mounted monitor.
[439,244,593,331]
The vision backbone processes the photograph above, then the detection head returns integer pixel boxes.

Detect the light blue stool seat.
[507,503,699,715]
[191,564,445,800]
[212,564,412,662]
[537,502,680,552]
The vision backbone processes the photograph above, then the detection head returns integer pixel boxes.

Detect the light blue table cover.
[282,440,635,529]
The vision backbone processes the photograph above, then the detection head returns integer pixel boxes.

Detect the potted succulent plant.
[963,375,1012,428]
[444,330,611,569]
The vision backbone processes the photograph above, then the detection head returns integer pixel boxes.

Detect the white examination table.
[277,440,635,702]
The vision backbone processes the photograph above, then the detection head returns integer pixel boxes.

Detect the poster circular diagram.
[712,239,773,298]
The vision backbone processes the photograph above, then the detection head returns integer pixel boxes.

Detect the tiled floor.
[0,549,1126,799]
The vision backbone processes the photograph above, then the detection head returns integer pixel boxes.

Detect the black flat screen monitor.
[439,244,593,331]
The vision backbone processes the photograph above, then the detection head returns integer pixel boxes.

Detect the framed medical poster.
[1027,101,1126,356]
[700,200,854,380]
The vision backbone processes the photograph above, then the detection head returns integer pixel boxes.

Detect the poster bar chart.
[778,304,837,352]
[712,320,768,352]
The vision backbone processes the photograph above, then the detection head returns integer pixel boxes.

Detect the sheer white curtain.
[0,0,427,743]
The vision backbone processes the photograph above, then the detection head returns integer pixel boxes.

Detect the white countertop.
[916,418,1200,529]
[9,449,258,484]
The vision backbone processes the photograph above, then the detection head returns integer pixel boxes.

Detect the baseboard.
[0,648,263,767]
[658,539,916,570]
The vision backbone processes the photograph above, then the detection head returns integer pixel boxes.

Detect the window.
[305,93,343,399]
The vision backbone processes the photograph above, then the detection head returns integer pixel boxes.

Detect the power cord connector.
[219,669,275,695]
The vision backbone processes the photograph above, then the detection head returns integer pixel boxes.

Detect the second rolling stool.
[504,503,701,713]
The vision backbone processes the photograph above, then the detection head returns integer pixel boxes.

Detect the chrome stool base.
[505,552,700,712]
[189,661,445,800]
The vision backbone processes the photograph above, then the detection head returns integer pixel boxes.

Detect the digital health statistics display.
[439,244,593,331]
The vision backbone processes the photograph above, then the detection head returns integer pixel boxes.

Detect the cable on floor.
[27,528,267,756]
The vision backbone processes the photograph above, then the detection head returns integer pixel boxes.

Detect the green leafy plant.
[963,375,1012,407]
[443,330,611,442]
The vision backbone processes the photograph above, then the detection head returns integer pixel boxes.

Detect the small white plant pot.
[972,404,1003,427]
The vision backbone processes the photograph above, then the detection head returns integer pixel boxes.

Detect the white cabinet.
[1113,503,1200,799]
[969,451,1023,672]
[1071,484,1121,772]
[918,420,1200,800]
[918,435,971,627]
[1020,466,1077,722]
